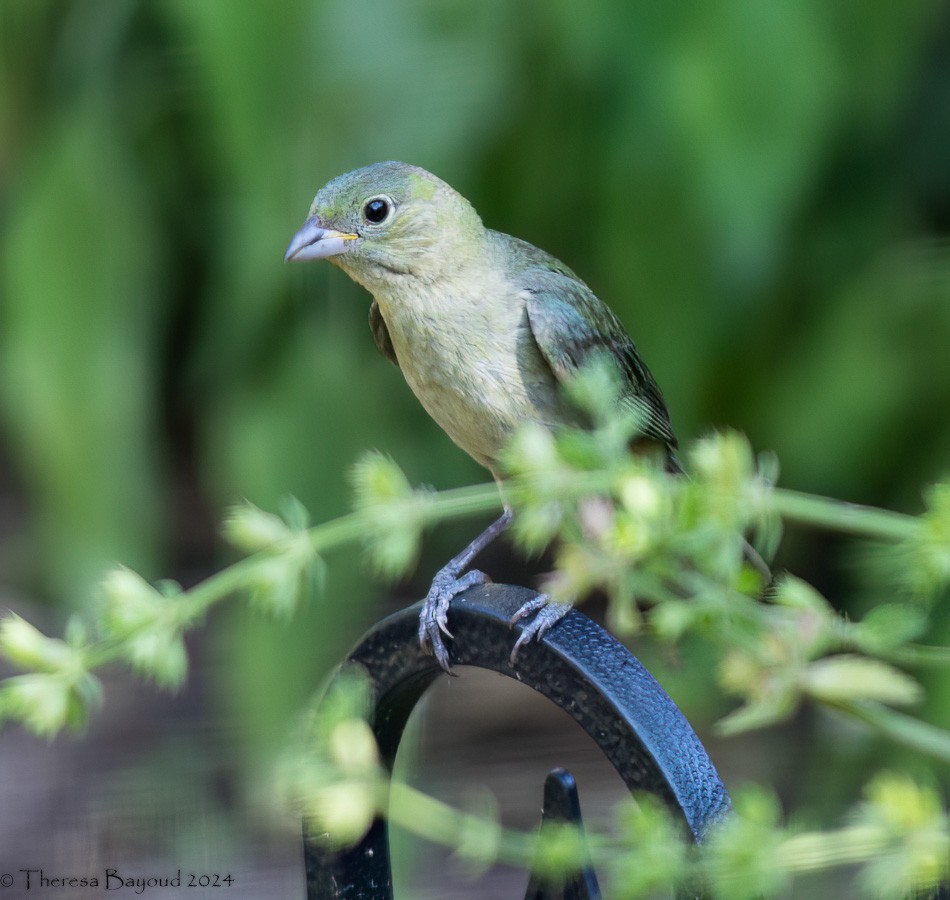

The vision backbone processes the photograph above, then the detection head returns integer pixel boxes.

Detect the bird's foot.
[418,567,490,672]
[508,595,571,664]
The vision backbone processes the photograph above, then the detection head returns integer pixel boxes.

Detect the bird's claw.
[418,567,490,671]
[509,595,571,664]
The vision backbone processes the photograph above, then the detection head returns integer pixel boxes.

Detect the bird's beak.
[284,217,358,262]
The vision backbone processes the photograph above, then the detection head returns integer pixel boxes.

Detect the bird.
[285,161,680,671]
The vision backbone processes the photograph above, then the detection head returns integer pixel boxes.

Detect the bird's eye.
[362,196,392,225]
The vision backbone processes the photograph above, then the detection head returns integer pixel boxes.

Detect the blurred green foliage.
[1,0,948,858]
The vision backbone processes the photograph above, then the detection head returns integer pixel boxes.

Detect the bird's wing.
[515,251,677,450]
[369,300,399,366]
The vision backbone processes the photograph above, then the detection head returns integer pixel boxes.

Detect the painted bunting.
[285,161,679,671]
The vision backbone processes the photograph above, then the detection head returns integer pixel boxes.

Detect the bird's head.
[285,161,484,286]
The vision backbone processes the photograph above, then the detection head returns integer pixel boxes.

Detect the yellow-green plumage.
[364,240,551,474]
[286,161,677,669]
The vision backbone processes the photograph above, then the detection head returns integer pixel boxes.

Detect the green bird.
[285,161,679,671]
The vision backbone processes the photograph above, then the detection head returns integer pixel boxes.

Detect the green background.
[1,1,948,894]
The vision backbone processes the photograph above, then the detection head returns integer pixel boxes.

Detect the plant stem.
[777,825,887,870]
[879,643,950,669]
[829,700,950,764]
[387,781,537,868]
[770,489,920,542]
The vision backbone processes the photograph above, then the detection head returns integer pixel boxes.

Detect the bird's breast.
[375,279,561,472]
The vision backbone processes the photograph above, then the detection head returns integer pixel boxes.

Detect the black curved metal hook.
[305,584,731,898]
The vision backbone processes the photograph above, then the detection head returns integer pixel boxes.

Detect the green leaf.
[510,501,565,552]
[855,603,928,652]
[0,614,74,673]
[279,494,311,531]
[803,656,922,707]
[243,548,314,619]
[222,501,291,552]
[124,628,189,690]
[716,699,796,736]
[350,451,413,507]
[0,670,102,737]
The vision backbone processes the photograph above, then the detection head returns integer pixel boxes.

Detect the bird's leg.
[419,507,513,671]
[509,595,572,664]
